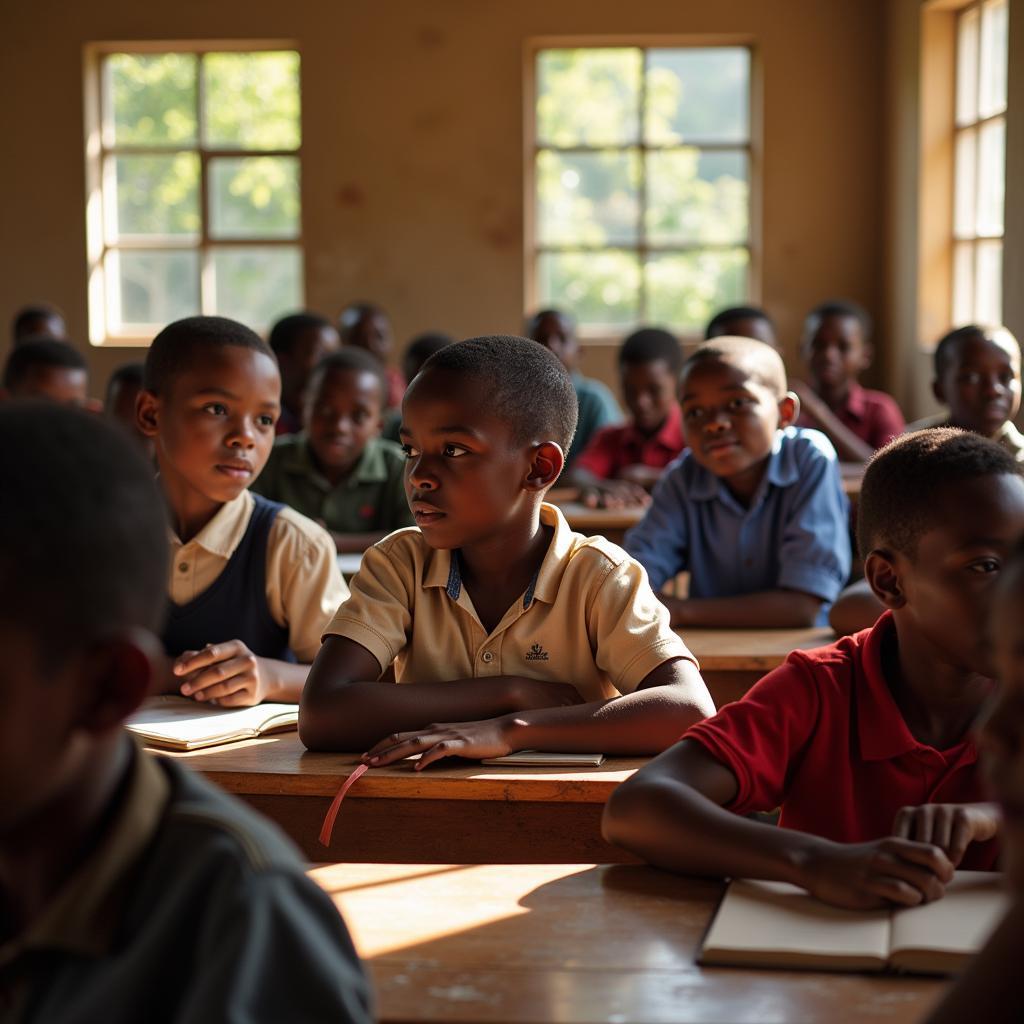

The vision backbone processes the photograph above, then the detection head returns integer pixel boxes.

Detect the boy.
[2,338,89,406]
[299,335,714,762]
[10,302,67,345]
[604,430,1019,909]
[253,348,414,553]
[705,305,778,350]
[382,331,454,442]
[268,311,340,436]
[567,327,685,508]
[338,300,405,408]
[137,316,347,706]
[794,300,905,462]
[0,402,371,1023]
[526,308,621,468]
[624,337,850,627]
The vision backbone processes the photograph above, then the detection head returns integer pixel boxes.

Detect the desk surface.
[555,501,645,532]
[312,861,945,1024]
[683,625,835,671]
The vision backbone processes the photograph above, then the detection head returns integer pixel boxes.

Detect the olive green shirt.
[253,434,414,535]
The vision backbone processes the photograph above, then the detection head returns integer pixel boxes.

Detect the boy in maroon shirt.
[603,429,1019,909]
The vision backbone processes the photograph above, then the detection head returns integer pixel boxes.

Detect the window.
[952,0,1008,325]
[85,47,302,344]
[528,46,752,335]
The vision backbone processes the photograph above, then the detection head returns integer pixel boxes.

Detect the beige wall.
[0,0,886,403]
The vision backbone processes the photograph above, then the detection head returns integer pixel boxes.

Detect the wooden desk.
[312,862,946,1024]
[554,501,644,544]
[159,736,645,864]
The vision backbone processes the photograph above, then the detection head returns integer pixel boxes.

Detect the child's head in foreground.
[137,316,281,508]
[932,324,1021,439]
[526,308,578,371]
[618,327,683,436]
[11,303,67,345]
[0,402,167,838]
[2,338,88,406]
[801,299,873,400]
[338,302,393,363]
[857,428,1024,679]
[705,305,777,350]
[269,311,340,409]
[400,335,578,549]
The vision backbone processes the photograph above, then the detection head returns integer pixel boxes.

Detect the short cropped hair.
[933,324,1021,378]
[307,348,388,405]
[143,315,273,395]
[419,335,578,454]
[403,332,454,382]
[804,299,873,341]
[0,402,167,660]
[269,312,334,357]
[619,328,682,373]
[3,338,86,391]
[681,336,787,396]
[106,362,144,395]
[705,305,774,340]
[11,303,64,342]
[857,428,1022,558]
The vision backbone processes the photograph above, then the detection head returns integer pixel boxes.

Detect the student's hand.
[892,803,1001,868]
[580,480,651,510]
[617,463,662,490]
[505,676,585,712]
[174,641,270,707]
[361,716,516,770]
[799,836,955,910]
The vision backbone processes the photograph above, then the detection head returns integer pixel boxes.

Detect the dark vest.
[163,494,294,661]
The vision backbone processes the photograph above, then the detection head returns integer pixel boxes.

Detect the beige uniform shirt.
[324,502,696,702]
[168,490,348,662]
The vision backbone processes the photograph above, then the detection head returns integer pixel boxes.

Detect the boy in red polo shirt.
[568,328,685,508]
[603,429,1022,909]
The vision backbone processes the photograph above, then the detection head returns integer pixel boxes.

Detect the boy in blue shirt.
[625,337,850,627]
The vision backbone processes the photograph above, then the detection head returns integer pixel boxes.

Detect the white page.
[126,695,297,745]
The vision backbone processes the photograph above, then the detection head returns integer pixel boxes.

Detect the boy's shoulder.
[778,425,840,462]
[260,495,337,560]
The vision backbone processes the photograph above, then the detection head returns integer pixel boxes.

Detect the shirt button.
[481,651,494,664]
[178,562,189,573]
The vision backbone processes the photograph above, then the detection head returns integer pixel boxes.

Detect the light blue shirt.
[624,427,851,622]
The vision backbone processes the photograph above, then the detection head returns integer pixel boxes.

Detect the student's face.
[621,359,678,435]
[14,313,67,344]
[139,347,280,506]
[280,325,340,401]
[937,334,1022,439]
[399,368,544,550]
[714,317,778,350]
[345,313,392,362]
[803,314,869,394]
[530,314,577,371]
[11,366,88,407]
[304,368,384,475]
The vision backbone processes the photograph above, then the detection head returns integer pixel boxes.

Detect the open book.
[126,695,299,751]
[700,871,1008,974]
[480,751,606,767]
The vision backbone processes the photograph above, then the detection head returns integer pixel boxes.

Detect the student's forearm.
[331,530,388,553]
[260,659,311,703]
[828,581,884,636]
[664,590,824,628]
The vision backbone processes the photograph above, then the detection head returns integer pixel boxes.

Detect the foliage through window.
[87,49,302,342]
[531,46,752,333]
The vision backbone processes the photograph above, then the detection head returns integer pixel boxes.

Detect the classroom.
[2,1,1024,1022]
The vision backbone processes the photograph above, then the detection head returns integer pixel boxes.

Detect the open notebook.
[126,696,299,751]
[700,871,1008,974]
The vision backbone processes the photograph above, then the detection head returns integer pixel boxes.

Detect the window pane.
[105,53,197,146]
[203,51,301,150]
[645,48,749,145]
[956,7,980,126]
[106,249,200,328]
[647,149,748,245]
[954,128,977,239]
[105,154,200,241]
[212,246,303,326]
[536,150,640,246]
[976,117,1005,236]
[952,241,975,325]
[209,157,301,239]
[980,0,1008,117]
[536,49,641,147]
[645,249,749,329]
[536,250,640,327]
[975,239,1003,323]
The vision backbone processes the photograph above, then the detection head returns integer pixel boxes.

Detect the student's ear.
[863,548,906,610]
[75,628,166,734]
[136,389,160,439]
[778,391,799,428]
[525,441,565,491]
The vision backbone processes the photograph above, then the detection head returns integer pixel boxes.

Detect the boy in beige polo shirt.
[300,335,714,765]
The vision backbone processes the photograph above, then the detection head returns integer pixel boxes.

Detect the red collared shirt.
[797,383,906,450]
[685,612,998,869]
[573,404,686,480]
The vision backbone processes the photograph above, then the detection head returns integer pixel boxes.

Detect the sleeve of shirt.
[572,424,623,479]
[684,655,821,814]
[321,537,414,673]
[776,438,851,604]
[623,464,689,591]
[590,554,698,693]
[866,392,907,449]
[266,510,350,663]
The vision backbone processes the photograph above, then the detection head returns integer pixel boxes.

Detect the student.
[338,301,405,408]
[137,316,347,706]
[253,348,414,553]
[0,402,372,1024]
[104,362,151,454]
[526,308,621,469]
[382,331,454,443]
[705,305,779,350]
[268,311,341,437]
[299,335,714,761]
[793,300,905,462]
[10,302,67,345]
[2,338,89,406]
[624,337,850,627]
[605,429,1019,907]
[567,327,685,508]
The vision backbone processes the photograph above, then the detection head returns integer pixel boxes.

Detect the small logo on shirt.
[525,643,549,661]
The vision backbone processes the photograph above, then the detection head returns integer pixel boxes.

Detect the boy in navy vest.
[137,316,348,705]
